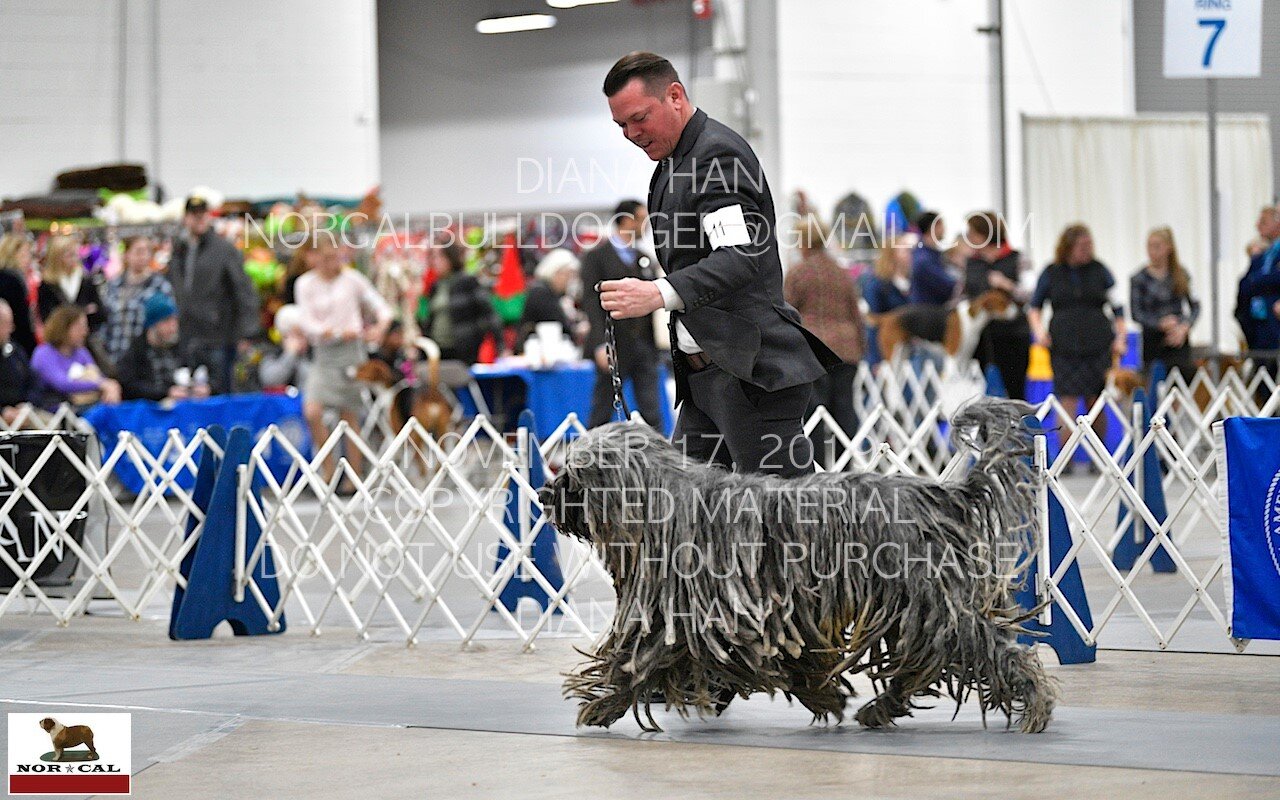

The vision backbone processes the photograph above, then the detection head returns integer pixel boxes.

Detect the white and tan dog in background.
[38,717,97,761]
[877,289,1016,373]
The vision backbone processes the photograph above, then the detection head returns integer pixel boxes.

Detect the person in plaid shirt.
[102,236,173,369]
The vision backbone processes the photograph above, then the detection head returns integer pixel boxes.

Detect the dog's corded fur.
[540,399,1057,733]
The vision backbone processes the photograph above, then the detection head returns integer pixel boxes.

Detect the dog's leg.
[784,651,850,722]
[53,746,63,762]
[952,613,1059,733]
[990,639,1058,733]
[85,732,97,758]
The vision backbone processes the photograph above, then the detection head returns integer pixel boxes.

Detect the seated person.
[0,298,37,425]
[30,304,121,410]
[258,304,310,390]
[519,248,579,349]
[117,294,210,401]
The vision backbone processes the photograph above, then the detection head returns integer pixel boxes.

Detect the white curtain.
[1023,115,1273,351]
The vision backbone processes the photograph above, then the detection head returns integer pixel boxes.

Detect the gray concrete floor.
[1,615,1278,799]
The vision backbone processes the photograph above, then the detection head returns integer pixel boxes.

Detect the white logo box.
[7,712,131,796]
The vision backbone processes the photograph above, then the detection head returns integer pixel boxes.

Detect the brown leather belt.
[684,351,713,372]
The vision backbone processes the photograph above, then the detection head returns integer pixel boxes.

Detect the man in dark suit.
[599,52,839,477]
[581,199,663,428]
[1235,206,1280,359]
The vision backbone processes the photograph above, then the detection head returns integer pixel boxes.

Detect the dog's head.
[970,289,1017,321]
[538,422,678,545]
[1106,367,1145,401]
[38,718,57,733]
[951,398,1035,459]
[353,359,397,387]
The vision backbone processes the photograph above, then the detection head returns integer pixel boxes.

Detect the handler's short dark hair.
[603,52,681,98]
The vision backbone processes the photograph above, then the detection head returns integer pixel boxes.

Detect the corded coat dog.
[539,399,1057,733]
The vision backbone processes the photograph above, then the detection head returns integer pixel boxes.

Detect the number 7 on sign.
[1199,18,1226,67]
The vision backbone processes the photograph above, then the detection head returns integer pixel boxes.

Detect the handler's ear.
[667,81,687,107]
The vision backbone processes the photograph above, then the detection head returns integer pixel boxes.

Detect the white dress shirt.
[654,278,701,354]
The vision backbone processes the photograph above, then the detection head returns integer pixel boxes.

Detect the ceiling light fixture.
[475,13,557,34]
[547,0,620,8]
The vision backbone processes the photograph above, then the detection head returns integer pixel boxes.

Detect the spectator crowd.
[6,188,1276,453]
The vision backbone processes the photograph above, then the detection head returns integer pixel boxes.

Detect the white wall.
[1003,0,1134,263]
[378,0,706,215]
[776,0,1131,260]
[0,0,379,200]
[0,1,123,195]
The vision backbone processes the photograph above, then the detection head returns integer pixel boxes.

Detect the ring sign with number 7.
[1163,0,1262,78]
[1198,18,1226,67]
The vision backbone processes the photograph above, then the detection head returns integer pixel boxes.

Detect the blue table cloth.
[81,393,312,494]
[465,360,675,440]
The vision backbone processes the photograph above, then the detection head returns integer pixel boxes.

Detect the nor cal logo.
[7,713,131,795]
[1261,468,1280,582]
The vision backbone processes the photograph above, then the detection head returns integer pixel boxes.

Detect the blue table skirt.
[463,360,675,441]
[81,393,312,494]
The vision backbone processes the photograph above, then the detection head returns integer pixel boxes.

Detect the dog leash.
[596,281,633,422]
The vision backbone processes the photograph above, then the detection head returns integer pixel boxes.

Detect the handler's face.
[610,79,685,161]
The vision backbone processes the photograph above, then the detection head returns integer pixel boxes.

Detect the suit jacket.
[1236,245,1280,349]
[648,109,839,404]
[579,240,657,366]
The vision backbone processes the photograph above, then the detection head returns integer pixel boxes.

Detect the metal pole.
[150,0,161,200]
[1208,77,1221,357]
[1035,433,1051,626]
[116,0,127,161]
[979,0,1007,215]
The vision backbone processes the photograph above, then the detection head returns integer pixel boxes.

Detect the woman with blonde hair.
[861,232,915,363]
[36,235,105,334]
[295,237,392,490]
[0,233,37,354]
[1130,226,1199,377]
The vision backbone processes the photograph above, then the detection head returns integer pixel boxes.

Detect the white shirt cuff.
[655,278,686,311]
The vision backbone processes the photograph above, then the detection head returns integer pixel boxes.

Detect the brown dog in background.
[353,358,452,442]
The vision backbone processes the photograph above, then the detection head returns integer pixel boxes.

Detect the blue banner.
[82,393,312,495]
[1218,417,1280,640]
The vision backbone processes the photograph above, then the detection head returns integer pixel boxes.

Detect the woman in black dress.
[962,211,1031,400]
[1028,224,1126,433]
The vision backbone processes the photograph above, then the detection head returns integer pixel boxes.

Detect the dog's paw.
[854,696,905,729]
[575,698,629,729]
[1015,698,1055,733]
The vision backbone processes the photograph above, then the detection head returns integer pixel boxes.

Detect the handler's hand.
[599,278,663,320]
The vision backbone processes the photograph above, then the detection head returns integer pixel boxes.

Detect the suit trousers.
[672,359,814,477]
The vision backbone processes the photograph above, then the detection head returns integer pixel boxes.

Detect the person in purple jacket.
[30,304,121,410]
